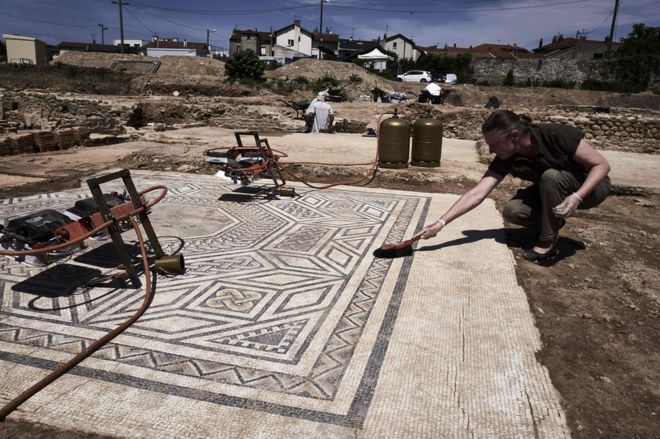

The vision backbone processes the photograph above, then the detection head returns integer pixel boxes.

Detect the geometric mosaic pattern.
[0,172,429,427]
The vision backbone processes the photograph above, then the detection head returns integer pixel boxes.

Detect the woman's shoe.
[523,244,559,262]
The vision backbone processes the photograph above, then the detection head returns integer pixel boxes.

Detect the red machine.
[204,131,295,197]
[0,169,166,286]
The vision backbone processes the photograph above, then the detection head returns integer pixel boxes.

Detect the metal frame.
[86,169,164,287]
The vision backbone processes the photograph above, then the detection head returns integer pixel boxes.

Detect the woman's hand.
[416,219,446,240]
[553,193,583,218]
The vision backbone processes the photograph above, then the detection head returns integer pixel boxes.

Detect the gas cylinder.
[411,117,443,167]
[378,112,410,169]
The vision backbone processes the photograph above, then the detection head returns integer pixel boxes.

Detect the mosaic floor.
[0,171,570,438]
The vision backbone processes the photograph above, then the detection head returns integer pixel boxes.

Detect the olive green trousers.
[502,169,612,242]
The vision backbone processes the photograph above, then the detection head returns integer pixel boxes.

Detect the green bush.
[0,63,131,94]
[542,79,575,89]
[580,79,643,93]
[348,73,363,84]
[503,69,515,86]
[413,53,474,83]
[224,50,265,82]
[293,75,310,86]
[310,74,340,92]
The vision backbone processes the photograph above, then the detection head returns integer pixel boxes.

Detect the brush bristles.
[373,244,413,258]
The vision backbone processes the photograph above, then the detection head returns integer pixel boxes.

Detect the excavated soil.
[0,142,658,439]
[1,55,659,438]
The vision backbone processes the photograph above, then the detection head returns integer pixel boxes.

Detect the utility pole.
[206,28,216,53]
[112,0,128,53]
[98,23,108,45]
[319,0,324,35]
[606,0,620,54]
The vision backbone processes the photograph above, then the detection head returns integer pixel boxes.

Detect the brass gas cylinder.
[378,113,410,169]
[411,118,443,167]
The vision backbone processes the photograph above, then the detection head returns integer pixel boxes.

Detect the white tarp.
[357,48,391,60]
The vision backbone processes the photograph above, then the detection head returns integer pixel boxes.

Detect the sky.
[1,0,659,50]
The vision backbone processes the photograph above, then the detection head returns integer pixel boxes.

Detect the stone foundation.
[536,111,660,153]
[471,58,614,86]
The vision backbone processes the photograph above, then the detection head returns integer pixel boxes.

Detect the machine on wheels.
[204,131,295,198]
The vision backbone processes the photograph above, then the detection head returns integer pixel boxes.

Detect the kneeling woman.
[417,109,611,261]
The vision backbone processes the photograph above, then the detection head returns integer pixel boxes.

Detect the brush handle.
[394,234,422,250]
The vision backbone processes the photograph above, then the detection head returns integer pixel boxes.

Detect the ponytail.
[482,110,532,136]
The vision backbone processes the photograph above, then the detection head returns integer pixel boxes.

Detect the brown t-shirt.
[488,124,585,183]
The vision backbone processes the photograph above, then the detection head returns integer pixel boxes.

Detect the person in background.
[416,109,612,262]
[305,91,334,133]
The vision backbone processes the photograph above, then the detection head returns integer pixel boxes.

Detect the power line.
[130,4,206,31]
[329,0,511,6]
[0,11,93,28]
[583,12,613,35]
[0,10,153,40]
[124,6,155,35]
[326,0,593,14]
[128,1,317,15]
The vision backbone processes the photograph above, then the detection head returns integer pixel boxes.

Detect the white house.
[381,34,422,61]
[357,47,391,71]
[273,20,313,57]
[113,39,146,48]
[146,47,196,57]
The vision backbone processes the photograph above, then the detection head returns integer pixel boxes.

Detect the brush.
[373,235,422,259]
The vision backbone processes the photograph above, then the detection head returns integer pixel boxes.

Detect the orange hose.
[0,216,153,421]
[278,111,394,190]
[0,186,167,257]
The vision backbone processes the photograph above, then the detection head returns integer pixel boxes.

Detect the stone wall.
[471,58,612,86]
[533,110,660,154]
[1,90,126,133]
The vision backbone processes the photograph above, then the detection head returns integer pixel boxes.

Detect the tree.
[613,23,660,58]
[608,24,660,90]
[0,40,6,63]
[406,53,473,83]
[224,49,265,82]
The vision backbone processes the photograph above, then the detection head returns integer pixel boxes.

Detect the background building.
[381,34,422,61]
[143,38,208,57]
[2,34,48,65]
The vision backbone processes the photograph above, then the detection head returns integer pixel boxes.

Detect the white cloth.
[305,101,334,133]
[424,82,442,96]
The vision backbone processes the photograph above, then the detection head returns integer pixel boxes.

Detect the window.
[287,39,294,47]
[260,47,266,55]
[393,42,397,49]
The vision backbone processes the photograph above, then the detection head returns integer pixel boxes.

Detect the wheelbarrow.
[279,99,311,120]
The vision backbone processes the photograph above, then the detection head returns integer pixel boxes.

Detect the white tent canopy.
[357,47,391,60]
[357,48,391,71]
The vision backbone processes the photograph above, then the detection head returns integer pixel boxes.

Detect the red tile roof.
[469,43,534,58]
[230,29,273,43]
[533,37,621,53]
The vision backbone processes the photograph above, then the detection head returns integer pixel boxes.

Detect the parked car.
[443,73,458,84]
[397,70,432,83]
[430,71,445,82]
[430,72,458,84]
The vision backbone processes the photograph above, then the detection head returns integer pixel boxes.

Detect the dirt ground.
[1,54,658,436]
[0,145,657,438]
